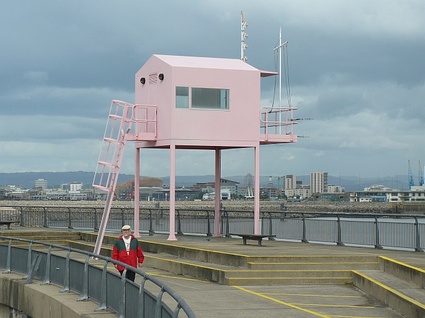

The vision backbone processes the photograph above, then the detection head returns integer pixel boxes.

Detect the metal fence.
[2,205,425,251]
[0,236,196,318]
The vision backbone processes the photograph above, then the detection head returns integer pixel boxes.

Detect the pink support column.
[254,144,260,234]
[168,144,177,241]
[214,148,221,237]
[133,147,140,237]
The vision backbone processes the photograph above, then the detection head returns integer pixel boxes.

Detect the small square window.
[176,87,189,108]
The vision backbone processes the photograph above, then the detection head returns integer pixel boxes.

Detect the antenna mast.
[240,11,248,62]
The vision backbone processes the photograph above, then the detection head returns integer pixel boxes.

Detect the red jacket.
[112,235,145,272]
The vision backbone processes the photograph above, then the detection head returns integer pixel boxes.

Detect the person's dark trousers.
[119,270,136,282]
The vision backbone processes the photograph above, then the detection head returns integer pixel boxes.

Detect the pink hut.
[92,54,297,254]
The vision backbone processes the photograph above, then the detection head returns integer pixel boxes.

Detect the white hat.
[121,225,131,231]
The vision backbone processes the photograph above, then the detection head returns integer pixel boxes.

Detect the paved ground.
[4,227,425,317]
[131,234,422,318]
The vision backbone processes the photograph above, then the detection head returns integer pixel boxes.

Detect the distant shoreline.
[2,200,423,214]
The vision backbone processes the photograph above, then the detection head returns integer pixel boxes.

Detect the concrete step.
[353,270,425,318]
[226,276,353,286]
[224,269,352,279]
[248,260,379,270]
[72,233,374,286]
[247,254,377,264]
[0,231,81,240]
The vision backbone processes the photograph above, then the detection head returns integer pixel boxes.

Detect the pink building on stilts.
[92,54,298,254]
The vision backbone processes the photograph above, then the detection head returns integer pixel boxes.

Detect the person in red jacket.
[111,224,145,282]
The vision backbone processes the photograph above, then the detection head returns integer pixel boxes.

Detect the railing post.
[155,288,166,318]
[268,213,275,240]
[149,209,155,236]
[221,208,230,237]
[24,242,33,279]
[336,215,344,246]
[121,208,125,228]
[176,210,183,235]
[68,208,73,229]
[42,246,52,285]
[301,214,308,243]
[60,250,71,292]
[77,255,90,301]
[43,207,48,228]
[19,206,25,227]
[2,240,12,273]
[138,277,147,318]
[94,208,99,231]
[95,262,109,312]
[118,270,126,318]
[26,254,41,284]
[206,211,212,237]
[414,217,424,252]
[374,217,383,249]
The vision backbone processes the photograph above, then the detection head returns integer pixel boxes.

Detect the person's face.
[122,229,131,238]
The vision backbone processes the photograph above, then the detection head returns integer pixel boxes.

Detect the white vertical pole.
[214,149,221,236]
[279,28,282,109]
[168,144,177,241]
[133,147,140,237]
[279,28,282,134]
[254,144,260,234]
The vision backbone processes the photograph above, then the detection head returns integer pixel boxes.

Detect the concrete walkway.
[133,235,423,318]
[4,228,425,317]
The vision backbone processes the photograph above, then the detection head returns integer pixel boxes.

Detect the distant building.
[310,172,328,194]
[69,182,83,192]
[34,179,47,190]
[327,184,345,193]
[350,184,425,202]
[284,175,296,198]
[284,175,310,200]
[194,178,239,200]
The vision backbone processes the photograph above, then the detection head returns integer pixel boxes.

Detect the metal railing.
[2,205,425,252]
[0,236,196,318]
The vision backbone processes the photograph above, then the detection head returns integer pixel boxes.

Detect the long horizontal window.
[192,88,229,109]
[175,87,229,110]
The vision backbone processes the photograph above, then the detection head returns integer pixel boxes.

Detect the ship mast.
[240,11,248,62]
[274,28,288,132]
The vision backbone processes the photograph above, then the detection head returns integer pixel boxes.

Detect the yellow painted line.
[353,270,425,309]
[147,255,225,271]
[138,239,250,257]
[248,262,378,265]
[290,303,374,309]
[379,256,425,273]
[248,254,375,260]
[232,285,331,318]
[329,316,387,318]
[266,292,362,299]
[145,272,202,282]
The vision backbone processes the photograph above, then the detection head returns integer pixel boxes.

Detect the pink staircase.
[92,100,157,255]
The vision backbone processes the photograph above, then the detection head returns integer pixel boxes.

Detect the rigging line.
[271,46,279,109]
[283,42,292,107]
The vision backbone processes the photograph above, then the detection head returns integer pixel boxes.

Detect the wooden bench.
[0,221,16,230]
[230,233,276,246]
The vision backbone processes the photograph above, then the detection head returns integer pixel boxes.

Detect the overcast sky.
[1,1,424,182]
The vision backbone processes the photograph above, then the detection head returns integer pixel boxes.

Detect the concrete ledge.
[352,270,425,318]
[379,255,425,288]
[0,272,117,318]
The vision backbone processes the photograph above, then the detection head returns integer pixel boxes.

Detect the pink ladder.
[92,100,157,255]
[92,100,134,255]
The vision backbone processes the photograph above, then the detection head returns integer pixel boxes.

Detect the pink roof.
[154,54,259,72]
[154,54,277,77]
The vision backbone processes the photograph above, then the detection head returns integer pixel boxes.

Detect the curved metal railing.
[0,236,196,318]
